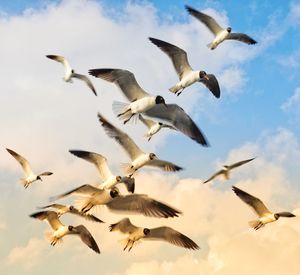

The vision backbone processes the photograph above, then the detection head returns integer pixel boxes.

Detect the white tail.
[112,101,130,118]
[19,178,29,188]
[45,232,63,245]
[169,85,180,94]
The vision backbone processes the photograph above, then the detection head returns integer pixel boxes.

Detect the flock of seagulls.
[6,5,296,255]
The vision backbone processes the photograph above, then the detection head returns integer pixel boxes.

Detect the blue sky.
[1,1,300,275]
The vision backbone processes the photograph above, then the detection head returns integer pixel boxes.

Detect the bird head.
[116,176,122,182]
[68,225,74,231]
[274,214,280,220]
[37,176,43,181]
[199,70,209,81]
[143,228,150,235]
[149,153,157,160]
[155,96,167,108]
[227,27,232,33]
[69,205,74,211]
[158,122,163,126]
[110,188,119,198]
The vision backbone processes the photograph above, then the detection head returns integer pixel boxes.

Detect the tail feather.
[112,101,130,118]
[169,85,180,94]
[19,179,29,188]
[207,43,216,50]
[45,232,63,245]
[248,220,264,230]
[109,223,118,232]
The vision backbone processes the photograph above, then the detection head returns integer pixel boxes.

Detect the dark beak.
[204,75,210,81]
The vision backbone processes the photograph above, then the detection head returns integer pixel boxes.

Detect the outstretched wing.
[46,55,72,72]
[229,158,255,170]
[149,37,192,80]
[227,33,257,45]
[203,170,224,184]
[109,217,138,234]
[144,104,209,146]
[74,225,100,254]
[199,74,220,98]
[232,186,271,217]
[72,73,97,96]
[89,68,148,101]
[30,210,64,231]
[146,159,183,172]
[6,148,33,176]
[106,194,182,218]
[144,226,199,250]
[97,113,144,160]
[185,5,223,35]
[139,114,156,129]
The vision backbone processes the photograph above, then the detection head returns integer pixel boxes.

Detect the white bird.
[232,186,296,230]
[88,68,167,124]
[50,184,181,218]
[149,37,220,97]
[6,148,53,188]
[203,157,255,184]
[97,113,183,176]
[185,5,257,50]
[38,203,104,223]
[109,218,199,251]
[139,114,175,141]
[30,210,100,253]
[46,55,97,96]
[69,150,135,193]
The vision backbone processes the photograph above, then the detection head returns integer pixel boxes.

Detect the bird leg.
[254,222,263,230]
[128,241,135,252]
[123,114,135,124]
[148,136,152,141]
[123,239,132,251]
[176,87,184,96]
[117,108,131,117]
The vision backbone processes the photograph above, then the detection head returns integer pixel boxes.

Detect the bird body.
[170,70,202,94]
[128,153,155,174]
[208,29,230,50]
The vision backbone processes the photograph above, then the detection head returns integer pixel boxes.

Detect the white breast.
[130,97,156,113]
[100,175,117,189]
[213,29,230,46]
[149,123,161,135]
[131,154,150,170]
[53,226,69,238]
[179,71,199,88]
[260,213,276,224]
[129,227,145,241]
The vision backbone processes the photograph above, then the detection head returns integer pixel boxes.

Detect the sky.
[0,0,300,274]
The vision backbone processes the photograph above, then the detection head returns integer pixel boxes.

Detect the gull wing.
[106,194,181,218]
[109,217,138,234]
[185,5,223,35]
[149,37,193,80]
[120,176,135,193]
[89,68,149,101]
[97,113,144,160]
[203,170,224,184]
[229,157,255,170]
[38,171,53,177]
[227,33,257,45]
[144,104,209,146]
[6,148,33,176]
[72,73,97,96]
[232,186,272,217]
[30,210,64,231]
[69,150,113,181]
[146,159,183,172]
[139,114,156,129]
[144,226,199,250]
[38,203,67,211]
[199,74,220,98]
[74,225,100,254]
[46,55,72,72]
[70,207,105,223]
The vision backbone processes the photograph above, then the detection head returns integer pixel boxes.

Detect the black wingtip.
[88,68,114,77]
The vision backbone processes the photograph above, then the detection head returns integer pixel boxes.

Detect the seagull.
[30,210,100,253]
[109,218,199,251]
[50,184,181,218]
[6,148,53,188]
[97,113,183,176]
[144,104,209,146]
[38,203,104,223]
[149,37,220,97]
[232,186,296,230]
[139,114,175,141]
[185,5,257,50]
[88,68,166,124]
[69,150,135,193]
[203,157,255,184]
[46,55,97,96]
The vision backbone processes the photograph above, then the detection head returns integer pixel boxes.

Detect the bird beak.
[204,75,210,81]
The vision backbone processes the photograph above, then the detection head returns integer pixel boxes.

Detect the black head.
[143,228,150,235]
[155,95,166,105]
[158,122,163,126]
[274,214,280,220]
[227,27,232,33]
[149,153,157,160]
[116,176,122,182]
[110,188,119,198]
[69,205,74,211]
[68,225,74,231]
[71,69,75,74]
[199,70,207,79]
[37,176,42,181]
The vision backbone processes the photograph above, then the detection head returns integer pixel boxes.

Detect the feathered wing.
[97,113,144,160]
[146,159,183,172]
[229,157,256,170]
[199,74,221,98]
[109,217,138,233]
[185,5,223,35]
[30,211,64,231]
[89,68,149,101]
[120,176,135,193]
[74,225,100,253]
[106,194,182,218]
[69,150,113,181]
[232,186,272,217]
[276,212,296,218]
[38,171,53,177]
[203,170,224,184]
[144,104,209,146]
[38,203,67,211]
[46,55,72,72]
[72,73,97,96]
[6,148,33,176]
[139,114,156,129]
[227,33,257,45]
[70,208,105,223]
[144,226,199,250]
[149,37,193,80]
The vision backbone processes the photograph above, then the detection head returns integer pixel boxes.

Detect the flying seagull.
[50,184,181,218]
[149,37,220,97]
[109,218,199,251]
[232,186,296,230]
[69,150,135,193]
[185,5,257,50]
[6,148,53,188]
[38,203,104,223]
[97,113,183,176]
[203,157,255,184]
[30,210,100,253]
[46,55,97,96]
[89,68,166,123]
[139,114,175,141]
